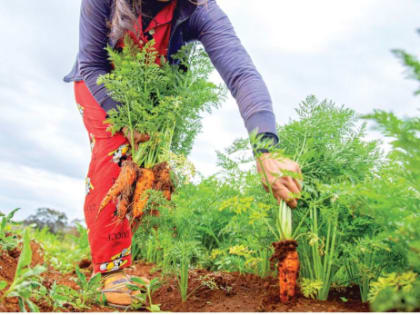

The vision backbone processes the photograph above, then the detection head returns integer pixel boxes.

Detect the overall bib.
[74,0,177,274]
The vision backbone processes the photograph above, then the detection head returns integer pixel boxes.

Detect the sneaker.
[101,270,149,308]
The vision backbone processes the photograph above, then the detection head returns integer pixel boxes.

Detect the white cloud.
[218,0,380,53]
[0,161,85,221]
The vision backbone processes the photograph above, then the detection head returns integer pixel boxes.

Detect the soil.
[0,243,370,312]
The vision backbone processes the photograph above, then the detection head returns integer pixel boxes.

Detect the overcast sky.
[0,0,419,222]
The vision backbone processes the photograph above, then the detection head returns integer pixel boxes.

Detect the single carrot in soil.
[97,160,137,219]
[132,168,155,218]
[278,247,299,303]
[270,239,299,304]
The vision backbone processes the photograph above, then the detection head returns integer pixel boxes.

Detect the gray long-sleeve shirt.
[64,0,278,137]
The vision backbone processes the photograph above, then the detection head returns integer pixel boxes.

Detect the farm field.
[1,28,419,313]
[1,94,419,312]
[0,249,368,312]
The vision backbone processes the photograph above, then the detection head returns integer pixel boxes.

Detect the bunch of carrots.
[96,37,224,229]
[96,160,155,222]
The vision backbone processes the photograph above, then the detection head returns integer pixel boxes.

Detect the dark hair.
[109,0,207,43]
[109,0,140,43]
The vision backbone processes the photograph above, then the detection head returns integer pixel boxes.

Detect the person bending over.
[63,0,302,307]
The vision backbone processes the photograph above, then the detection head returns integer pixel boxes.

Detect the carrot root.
[132,168,155,218]
[271,239,299,304]
[97,160,137,219]
[278,249,300,303]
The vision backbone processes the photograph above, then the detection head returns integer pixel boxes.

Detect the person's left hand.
[256,153,302,208]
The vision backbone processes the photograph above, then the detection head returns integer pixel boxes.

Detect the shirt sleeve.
[189,0,278,136]
[78,0,119,112]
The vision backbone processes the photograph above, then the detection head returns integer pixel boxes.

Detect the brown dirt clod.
[270,239,298,270]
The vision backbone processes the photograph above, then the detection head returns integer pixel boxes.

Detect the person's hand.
[256,153,302,208]
[122,127,150,150]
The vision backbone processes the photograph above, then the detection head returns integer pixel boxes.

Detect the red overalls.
[74,1,177,274]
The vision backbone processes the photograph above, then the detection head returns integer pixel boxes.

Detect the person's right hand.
[122,127,149,150]
[256,153,302,208]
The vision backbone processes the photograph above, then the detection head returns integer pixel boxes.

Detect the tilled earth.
[0,243,369,312]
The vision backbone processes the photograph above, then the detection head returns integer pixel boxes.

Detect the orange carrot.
[132,168,155,218]
[278,249,300,303]
[117,195,129,219]
[97,160,137,219]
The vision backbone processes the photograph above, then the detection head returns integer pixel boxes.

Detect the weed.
[129,277,161,311]
[0,208,20,251]
[0,229,46,311]
[73,267,104,308]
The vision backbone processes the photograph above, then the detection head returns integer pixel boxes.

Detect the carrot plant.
[343,237,390,302]
[355,110,420,311]
[368,271,419,312]
[169,240,203,302]
[215,96,381,300]
[251,137,303,303]
[273,97,381,300]
[129,95,420,309]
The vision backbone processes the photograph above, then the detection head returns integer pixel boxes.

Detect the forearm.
[191,0,277,136]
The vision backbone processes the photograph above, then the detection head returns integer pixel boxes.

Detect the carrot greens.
[98,37,225,168]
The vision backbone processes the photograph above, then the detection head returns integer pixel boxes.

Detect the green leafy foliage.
[342,237,391,302]
[300,278,323,299]
[0,208,20,251]
[73,268,104,309]
[0,229,47,312]
[368,272,419,311]
[131,97,388,303]
[130,95,419,306]
[392,29,420,94]
[129,277,161,311]
[47,281,81,311]
[30,223,90,273]
[355,110,420,311]
[98,37,225,167]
